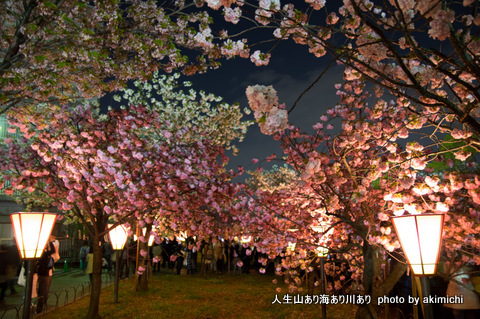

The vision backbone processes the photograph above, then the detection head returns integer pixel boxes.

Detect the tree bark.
[356,241,379,319]
[86,219,106,319]
[137,239,149,291]
[355,241,407,319]
[136,224,152,291]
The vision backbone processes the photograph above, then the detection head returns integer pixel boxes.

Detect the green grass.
[44,271,357,319]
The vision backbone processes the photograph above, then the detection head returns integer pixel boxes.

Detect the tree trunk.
[356,241,380,319]
[136,223,153,291]
[136,239,149,291]
[86,225,105,319]
[355,241,408,319]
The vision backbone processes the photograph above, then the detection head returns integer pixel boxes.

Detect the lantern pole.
[108,224,128,303]
[10,212,57,319]
[319,255,327,319]
[311,222,333,319]
[22,260,35,319]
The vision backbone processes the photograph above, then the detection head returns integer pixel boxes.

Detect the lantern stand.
[10,212,57,319]
[391,213,445,319]
[311,224,334,319]
[318,246,329,319]
[108,224,128,303]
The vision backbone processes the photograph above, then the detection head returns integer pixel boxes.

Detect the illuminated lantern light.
[287,242,296,251]
[177,231,188,242]
[10,212,57,319]
[108,224,128,251]
[10,212,57,259]
[148,232,155,247]
[240,235,252,244]
[133,227,154,246]
[312,224,334,258]
[108,224,128,304]
[316,246,329,258]
[391,213,444,276]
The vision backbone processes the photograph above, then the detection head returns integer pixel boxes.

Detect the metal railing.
[0,180,20,196]
[0,271,115,319]
[0,116,21,196]
[0,117,20,141]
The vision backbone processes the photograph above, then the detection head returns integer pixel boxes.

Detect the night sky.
[188,40,344,175]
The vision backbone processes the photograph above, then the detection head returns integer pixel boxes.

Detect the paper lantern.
[10,212,57,259]
[391,214,444,276]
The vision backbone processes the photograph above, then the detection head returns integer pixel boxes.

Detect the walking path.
[0,267,113,319]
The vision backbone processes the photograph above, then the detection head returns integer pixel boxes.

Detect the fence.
[0,116,22,196]
[57,237,82,265]
[0,271,115,319]
[0,117,20,141]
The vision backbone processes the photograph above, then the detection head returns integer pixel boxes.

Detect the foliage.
[0,101,246,318]
[111,72,253,155]
[0,0,253,114]
[243,80,480,319]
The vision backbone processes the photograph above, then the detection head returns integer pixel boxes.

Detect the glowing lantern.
[108,224,128,251]
[108,224,128,303]
[240,235,252,244]
[177,231,188,242]
[391,214,444,276]
[10,212,57,319]
[287,241,296,251]
[10,212,57,259]
[312,224,334,258]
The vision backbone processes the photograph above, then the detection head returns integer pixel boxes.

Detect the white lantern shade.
[177,231,188,242]
[312,224,334,258]
[316,246,329,258]
[287,242,296,251]
[134,227,154,246]
[148,233,155,246]
[391,214,444,276]
[108,224,128,251]
[240,235,252,244]
[10,212,57,259]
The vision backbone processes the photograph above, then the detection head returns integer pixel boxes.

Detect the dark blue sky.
[187,40,344,174]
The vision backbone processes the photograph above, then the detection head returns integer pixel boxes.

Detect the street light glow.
[108,224,129,251]
[10,212,57,259]
[391,213,444,276]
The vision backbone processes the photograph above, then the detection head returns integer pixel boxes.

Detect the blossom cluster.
[112,72,253,155]
[245,85,288,135]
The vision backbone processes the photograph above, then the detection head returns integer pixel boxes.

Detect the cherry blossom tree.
[107,72,252,290]
[194,1,480,146]
[0,100,247,318]
[110,71,253,155]
[0,0,254,114]
[4,1,479,143]
[243,81,480,319]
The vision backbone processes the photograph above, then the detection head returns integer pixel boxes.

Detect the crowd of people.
[0,242,20,304]
[0,235,59,314]
[104,235,266,279]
